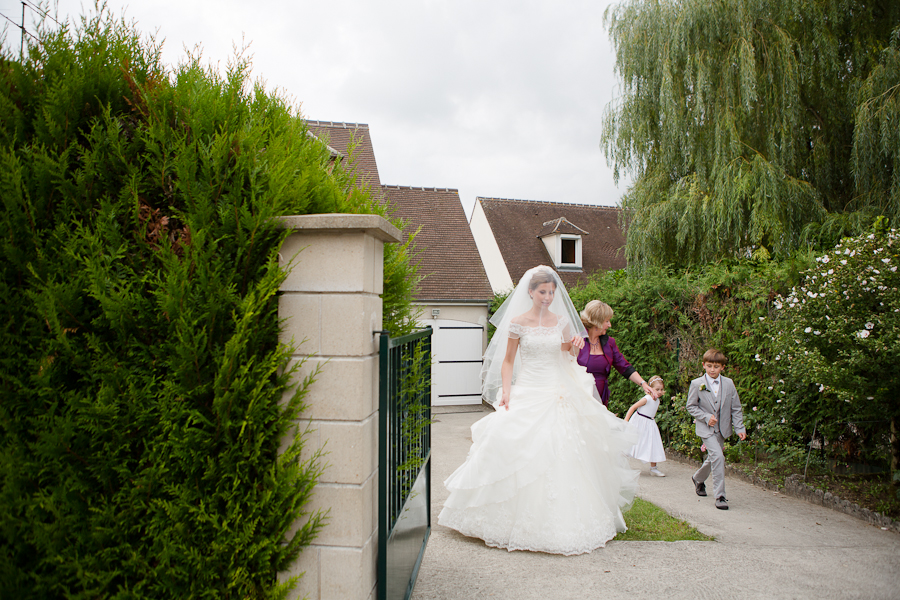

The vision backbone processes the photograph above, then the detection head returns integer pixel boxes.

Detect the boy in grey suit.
[686,349,746,510]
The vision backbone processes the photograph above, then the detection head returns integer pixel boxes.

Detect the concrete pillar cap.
[276,214,401,244]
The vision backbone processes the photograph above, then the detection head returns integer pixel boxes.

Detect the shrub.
[0,7,414,598]
[567,259,809,455]
[769,220,900,477]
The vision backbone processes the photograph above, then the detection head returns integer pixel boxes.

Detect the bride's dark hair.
[527,267,556,292]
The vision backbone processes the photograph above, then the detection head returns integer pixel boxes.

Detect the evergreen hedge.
[566,250,896,474]
[567,259,811,454]
[1,9,414,598]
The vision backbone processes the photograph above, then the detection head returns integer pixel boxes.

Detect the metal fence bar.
[378,327,432,600]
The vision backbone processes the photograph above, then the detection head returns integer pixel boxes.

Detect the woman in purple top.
[576,300,658,407]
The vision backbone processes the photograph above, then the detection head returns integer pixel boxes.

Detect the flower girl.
[624,376,667,476]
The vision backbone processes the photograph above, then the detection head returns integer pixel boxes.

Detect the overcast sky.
[6,0,631,218]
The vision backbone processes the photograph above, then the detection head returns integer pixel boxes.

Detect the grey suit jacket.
[686,375,746,439]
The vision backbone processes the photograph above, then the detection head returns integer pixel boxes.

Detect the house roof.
[305,130,343,160]
[305,120,382,190]
[383,186,494,303]
[477,197,626,288]
[538,217,589,238]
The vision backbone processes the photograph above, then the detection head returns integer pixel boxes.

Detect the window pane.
[561,239,576,264]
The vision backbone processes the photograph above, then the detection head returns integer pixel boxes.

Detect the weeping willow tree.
[853,28,900,215]
[602,0,900,267]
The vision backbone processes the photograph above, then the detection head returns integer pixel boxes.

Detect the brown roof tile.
[305,120,382,191]
[383,186,494,302]
[478,198,626,289]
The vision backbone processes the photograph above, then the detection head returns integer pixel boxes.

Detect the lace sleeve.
[508,322,524,339]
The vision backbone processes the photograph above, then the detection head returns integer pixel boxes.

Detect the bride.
[438,266,640,555]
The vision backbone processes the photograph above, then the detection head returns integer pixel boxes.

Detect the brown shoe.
[692,476,707,497]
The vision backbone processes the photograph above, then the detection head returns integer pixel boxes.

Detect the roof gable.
[538,217,590,238]
[305,120,382,190]
[383,186,493,302]
[478,197,626,288]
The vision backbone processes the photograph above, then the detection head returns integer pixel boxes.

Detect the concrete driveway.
[411,405,900,600]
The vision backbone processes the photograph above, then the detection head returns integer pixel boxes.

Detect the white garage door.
[430,319,484,406]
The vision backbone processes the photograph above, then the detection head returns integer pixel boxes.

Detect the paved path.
[412,405,900,600]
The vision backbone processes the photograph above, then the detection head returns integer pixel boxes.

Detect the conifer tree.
[0,6,415,598]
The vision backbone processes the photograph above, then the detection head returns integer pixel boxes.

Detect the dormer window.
[538,217,587,271]
[560,235,581,267]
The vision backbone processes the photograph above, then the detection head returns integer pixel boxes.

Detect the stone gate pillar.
[276,214,401,600]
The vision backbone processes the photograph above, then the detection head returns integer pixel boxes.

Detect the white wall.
[469,200,514,294]
[415,302,489,352]
[416,303,490,406]
[541,234,557,265]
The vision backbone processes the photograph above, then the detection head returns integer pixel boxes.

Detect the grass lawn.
[617,497,713,541]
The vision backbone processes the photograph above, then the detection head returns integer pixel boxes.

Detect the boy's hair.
[702,348,727,365]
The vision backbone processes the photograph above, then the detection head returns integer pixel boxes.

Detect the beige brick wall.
[276,214,401,600]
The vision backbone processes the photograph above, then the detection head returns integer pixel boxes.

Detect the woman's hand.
[630,372,658,398]
[499,390,510,411]
[642,381,661,398]
[561,335,584,354]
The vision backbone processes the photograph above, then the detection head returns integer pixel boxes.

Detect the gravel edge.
[665,449,900,534]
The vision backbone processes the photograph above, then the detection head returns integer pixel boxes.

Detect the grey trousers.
[693,432,727,500]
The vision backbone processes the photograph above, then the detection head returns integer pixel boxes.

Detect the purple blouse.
[576,335,636,406]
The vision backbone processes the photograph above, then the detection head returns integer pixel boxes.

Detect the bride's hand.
[499,391,510,411]
[570,335,585,350]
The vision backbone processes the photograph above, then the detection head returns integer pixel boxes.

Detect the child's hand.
[708,414,718,426]
[738,432,747,440]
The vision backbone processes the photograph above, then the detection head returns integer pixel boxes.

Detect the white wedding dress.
[438,318,640,555]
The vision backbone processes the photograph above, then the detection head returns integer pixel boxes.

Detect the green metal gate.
[378,327,432,600]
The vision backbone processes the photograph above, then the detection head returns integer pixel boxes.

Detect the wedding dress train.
[438,318,639,555]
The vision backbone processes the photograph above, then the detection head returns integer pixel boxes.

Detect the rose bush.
[768,220,900,477]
